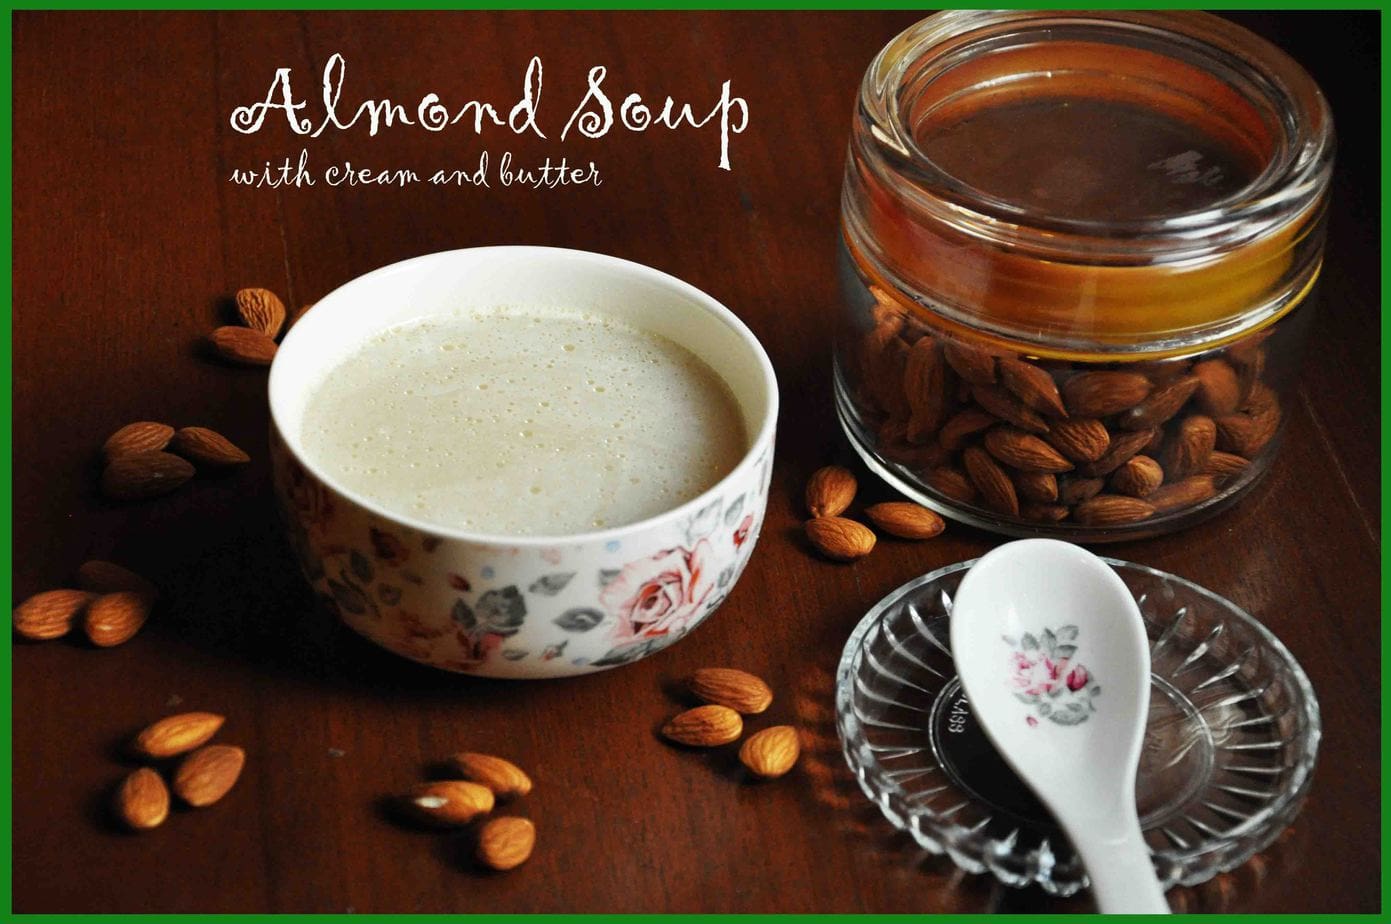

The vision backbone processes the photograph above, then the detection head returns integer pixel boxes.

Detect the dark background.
[11,11,1380,913]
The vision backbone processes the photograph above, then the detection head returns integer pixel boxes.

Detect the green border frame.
[3,3,1385,919]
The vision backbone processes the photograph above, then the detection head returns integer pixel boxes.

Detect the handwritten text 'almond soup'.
[229,54,750,185]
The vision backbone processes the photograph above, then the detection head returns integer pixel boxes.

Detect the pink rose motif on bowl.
[601,539,715,642]
[1003,625,1101,727]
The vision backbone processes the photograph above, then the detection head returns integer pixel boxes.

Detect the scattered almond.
[132,712,226,759]
[209,325,278,366]
[1109,456,1164,498]
[13,589,94,640]
[77,560,158,599]
[102,422,174,461]
[476,816,536,871]
[84,591,151,647]
[804,516,875,562]
[661,704,743,747]
[235,287,286,338]
[447,753,532,799]
[115,767,170,831]
[804,466,856,519]
[739,725,801,779]
[100,451,195,501]
[401,780,495,826]
[1072,495,1157,526]
[689,668,773,714]
[171,427,250,466]
[173,744,245,807]
[1062,371,1152,418]
[863,502,945,540]
[984,427,1073,474]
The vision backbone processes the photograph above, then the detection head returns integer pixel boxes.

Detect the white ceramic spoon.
[949,539,1169,914]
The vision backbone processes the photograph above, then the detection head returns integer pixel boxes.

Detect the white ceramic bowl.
[268,246,778,678]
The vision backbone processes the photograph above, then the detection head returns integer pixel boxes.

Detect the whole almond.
[1076,428,1157,477]
[972,384,1049,434]
[77,560,158,599]
[100,451,195,501]
[739,725,801,779]
[661,704,743,747]
[863,502,946,540]
[903,339,949,441]
[210,325,278,366]
[447,753,532,798]
[805,466,857,519]
[1020,502,1070,523]
[13,589,94,640]
[942,341,997,384]
[984,427,1073,474]
[235,287,286,338]
[1203,451,1250,482]
[926,466,977,504]
[102,422,174,461]
[860,325,910,419]
[939,406,996,450]
[1149,475,1219,513]
[1058,476,1105,506]
[1216,406,1281,457]
[132,712,226,759]
[804,516,876,562]
[1160,415,1217,481]
[1044,417,1110,462]
[1073,495,1157,526]
[173,744,245,807]
[171,427,250,466]
[401,780,494,827]
[1193,359,1242,416]
[476,816,536,871]
[115,767,170,831]
[1062,371,1152,418]
[1118,375,1200,430]
[998,358,1067,417]
[84,591,151,647]
[689,667,773,714]
[963,446,1019,516]
[1014,470,1058,504]
[1109,455,1164,498]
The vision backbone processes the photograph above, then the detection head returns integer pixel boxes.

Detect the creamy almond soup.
[300,307,748,535]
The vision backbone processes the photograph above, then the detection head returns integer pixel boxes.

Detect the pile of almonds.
[114,712,244,830]
[208,287,292,366]
[661,668,800,779]
[14,560,157,647]
[802,465,945,562]
[851,286,1278,528]
[100,421,248,501]
[398,753,536,871]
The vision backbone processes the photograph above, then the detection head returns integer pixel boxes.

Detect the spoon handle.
[1073,818,1170,914]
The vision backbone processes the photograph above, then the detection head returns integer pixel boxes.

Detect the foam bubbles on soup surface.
[300,307,748,535]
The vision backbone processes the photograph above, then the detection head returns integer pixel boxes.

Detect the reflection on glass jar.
[836,11,1333,541]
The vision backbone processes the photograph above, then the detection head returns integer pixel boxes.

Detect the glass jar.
[836,11,1332,541]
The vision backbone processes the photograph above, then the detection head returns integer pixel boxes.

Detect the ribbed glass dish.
[835,558,1319,896]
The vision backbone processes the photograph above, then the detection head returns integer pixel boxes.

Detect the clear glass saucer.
[835,558,1320,896]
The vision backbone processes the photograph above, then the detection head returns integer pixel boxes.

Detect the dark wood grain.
[11,11,1379,913]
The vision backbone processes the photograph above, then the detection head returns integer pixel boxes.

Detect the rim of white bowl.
[268,245,780,547]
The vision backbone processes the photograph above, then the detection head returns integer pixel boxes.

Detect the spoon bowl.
[950,539,1170,913]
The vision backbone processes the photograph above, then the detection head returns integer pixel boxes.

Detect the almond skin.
[863,502,946,540]
[1203,451,1251,482]
[903,339,949,441]
[804,516,875,562]
[972,384,1049,434]
[689,667,773,714]
[1044,417,1110,463]
[1013,470,1058,504]
[1109,455,1164,498]
[1076,428,1157,478]
[102,422,174,461]
[171,427,250,466]
[942,341,997,384]
[115,767,170,831]
[1118,375,1201,430]
[926,466,977,505]
[661,704,743,747]
[235,287,287,338]
[962,446,1019,516]
[939,406,996,450]
[13,589,94,640]
[209,325,278,366]
[997,358,1067,417]
[1216,405,1281,457]
[100,451,195,501]
[84,591,151,647]
[1149,475,1219,513]
[1192,359,1242,416]
[173,744,245,807]
[447,753,532,799]
[1160,415,1217,481]
[476,817,536,871]
[1073,495,1157,526]
[1021,502,1070,523]
[739,725,801,779]
[132,712,226,759]
[77,560,158,599]
[984,427,1073,474]
[402,780,495,826]
[1062,371,1153,418]
[1058,476,1106,506]
[804,466,857,519]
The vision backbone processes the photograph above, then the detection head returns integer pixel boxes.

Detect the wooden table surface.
[12,11,1380,914]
